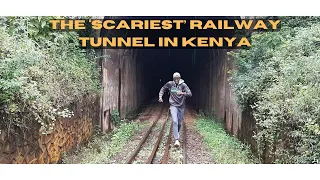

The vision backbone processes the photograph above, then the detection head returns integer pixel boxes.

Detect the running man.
[158,72,192,147]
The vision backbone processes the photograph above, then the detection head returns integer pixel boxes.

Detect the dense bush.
[0,17,100,135]
[230,17,320,163]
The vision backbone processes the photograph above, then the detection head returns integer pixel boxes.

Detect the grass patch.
[195,116,259,164]
[62,121,149,164]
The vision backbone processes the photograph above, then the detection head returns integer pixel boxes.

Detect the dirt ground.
[184,108,215,164]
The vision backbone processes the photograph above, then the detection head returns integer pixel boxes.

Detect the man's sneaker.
[174,140,180,147]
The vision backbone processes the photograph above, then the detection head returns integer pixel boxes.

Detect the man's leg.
[177,107,185,132]
[170,106,179,140]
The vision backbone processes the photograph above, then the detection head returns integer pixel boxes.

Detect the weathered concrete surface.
[100,47,149,131]
[119,49,138,119]
[100,49,120,132]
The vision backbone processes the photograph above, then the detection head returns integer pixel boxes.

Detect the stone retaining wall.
[0,94,99,164]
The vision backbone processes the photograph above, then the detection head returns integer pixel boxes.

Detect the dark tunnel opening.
[138,48,202,107]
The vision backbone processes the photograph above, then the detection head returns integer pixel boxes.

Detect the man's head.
[173,72,181,84]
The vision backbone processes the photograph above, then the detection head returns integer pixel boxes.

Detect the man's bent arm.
[183,83,192,97]
[159,82,170,99]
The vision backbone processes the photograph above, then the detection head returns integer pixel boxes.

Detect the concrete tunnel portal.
[97,16,253,145]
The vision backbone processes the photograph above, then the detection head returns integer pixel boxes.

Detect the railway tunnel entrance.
[99,16,252,146]
[137,48,219,109]
[140,48,195,104]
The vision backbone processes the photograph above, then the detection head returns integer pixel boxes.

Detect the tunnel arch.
[97,16,254,148]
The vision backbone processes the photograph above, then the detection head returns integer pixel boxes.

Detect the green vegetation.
[111,109,121,125]
[230,17,320,163]
[195,115,258,164]
[62,121,149,164]
[0,17,100,135]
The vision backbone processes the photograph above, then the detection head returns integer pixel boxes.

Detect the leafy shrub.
[230,17,320,163]
[0,17,100,135]
[111,109,121,125]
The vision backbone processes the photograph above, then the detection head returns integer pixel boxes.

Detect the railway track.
[125,104,187,164]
